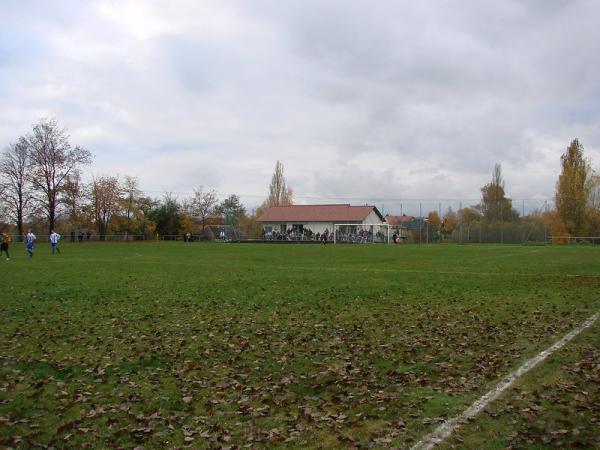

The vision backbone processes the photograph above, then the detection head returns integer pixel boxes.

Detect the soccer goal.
[333,223,391,244]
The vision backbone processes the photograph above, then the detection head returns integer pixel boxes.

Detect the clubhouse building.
[257,204,384,236]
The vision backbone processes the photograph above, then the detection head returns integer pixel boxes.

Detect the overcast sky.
[1,0,599,214]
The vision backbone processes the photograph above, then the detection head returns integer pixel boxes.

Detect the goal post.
[333,223,391,244]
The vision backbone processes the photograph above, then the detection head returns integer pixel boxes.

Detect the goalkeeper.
[0,230,10,260]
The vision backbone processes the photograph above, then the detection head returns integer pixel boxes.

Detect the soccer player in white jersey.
[26,229,36,258]
[50,230,61,255]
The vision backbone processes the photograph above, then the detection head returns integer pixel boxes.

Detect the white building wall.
[261,210,382,236]
[362,211,384,225]
[303,222,334,234]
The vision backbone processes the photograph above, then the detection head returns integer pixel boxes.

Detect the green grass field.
[1,242,599,449]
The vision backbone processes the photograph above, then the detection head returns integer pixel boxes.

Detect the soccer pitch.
[1,243,599,448]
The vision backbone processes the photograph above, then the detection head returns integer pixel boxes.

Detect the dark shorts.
[0,243,8,251]
[26,242,34,250]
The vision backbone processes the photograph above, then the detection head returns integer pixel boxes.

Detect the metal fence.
[8,231,600,245]
[450,222,549,244]
[9,234,148,243]
[548,236,600,245]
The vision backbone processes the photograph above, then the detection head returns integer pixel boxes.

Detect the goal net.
[333,223,391,244]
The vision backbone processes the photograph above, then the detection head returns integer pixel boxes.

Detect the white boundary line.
[410,311,600,450]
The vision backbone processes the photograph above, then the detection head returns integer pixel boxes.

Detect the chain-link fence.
[9,234,148,243]
[449,221,549,244]
[8,198,598,245]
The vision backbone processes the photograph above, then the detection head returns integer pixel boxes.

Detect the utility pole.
[459,201,462,243]
[419,202,422,244]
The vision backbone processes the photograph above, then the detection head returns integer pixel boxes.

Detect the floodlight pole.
[419,203,422,244]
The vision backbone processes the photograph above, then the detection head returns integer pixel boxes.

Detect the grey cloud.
[1,0,599,213]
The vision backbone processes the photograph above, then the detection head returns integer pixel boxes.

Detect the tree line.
[0,119,296,240]
[418,139,600,242]
[2,119,598,241]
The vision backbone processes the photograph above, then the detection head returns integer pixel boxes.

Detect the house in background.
[385,214,416,227]
[257,204,384,237]
[385,214,427,242]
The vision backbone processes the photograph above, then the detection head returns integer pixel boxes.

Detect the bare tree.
[26,118,92,232]
[0,139,32,238]
[88,175,122,239]
[62,171,85,228]
[191,187,218,231]
[266,161,293,207]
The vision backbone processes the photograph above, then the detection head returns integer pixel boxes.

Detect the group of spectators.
[335,229,387,243]
[262,227,403,244]
[263,228,334,242]
[69,231,93,242]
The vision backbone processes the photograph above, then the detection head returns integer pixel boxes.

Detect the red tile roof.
[258,204,383,222]
[385,215,416,225]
